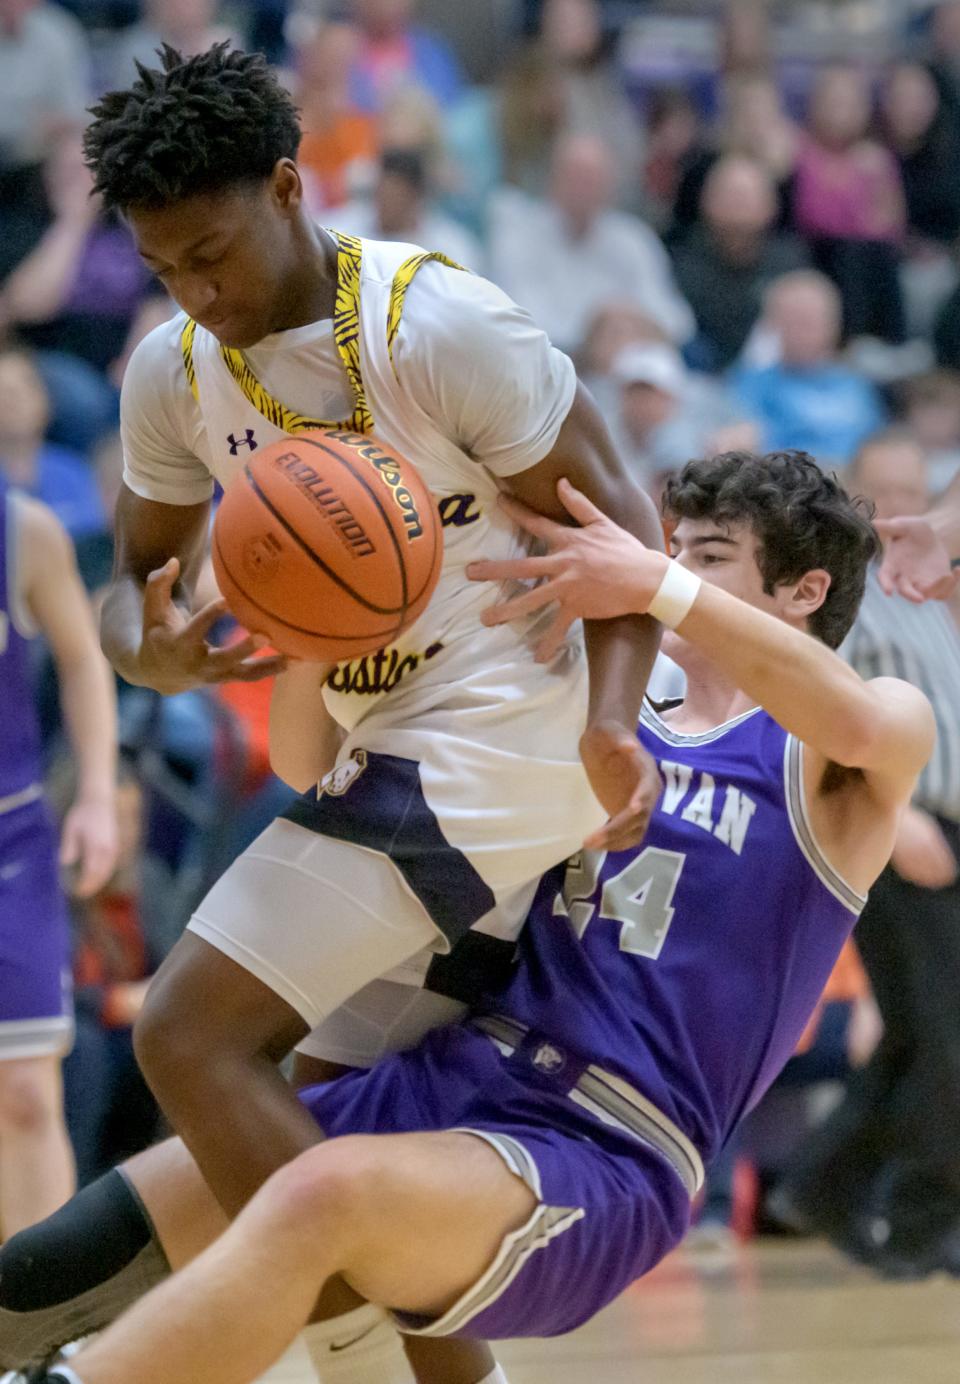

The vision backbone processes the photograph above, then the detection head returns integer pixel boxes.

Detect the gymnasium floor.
[260,1239,960,1384]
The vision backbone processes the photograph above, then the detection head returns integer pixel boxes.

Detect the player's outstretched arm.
[876,469,960,602]
[19,498,119,896]
[470,481,934,803]
[101,485,287,694]
[503,384,665,851]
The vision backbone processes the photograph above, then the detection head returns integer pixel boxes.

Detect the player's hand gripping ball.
[212,429,443,661]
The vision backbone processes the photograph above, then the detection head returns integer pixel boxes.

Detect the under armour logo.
[227,429,258,455]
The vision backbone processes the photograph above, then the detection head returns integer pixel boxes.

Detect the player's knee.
[0,1062,60,1136]
[132,976,204,1097]
[265,1139,383,1236]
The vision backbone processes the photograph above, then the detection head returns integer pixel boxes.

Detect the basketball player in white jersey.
[76,42,664,1384]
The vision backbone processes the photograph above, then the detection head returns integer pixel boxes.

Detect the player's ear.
[270,158,303,214]
[789,568,832,623]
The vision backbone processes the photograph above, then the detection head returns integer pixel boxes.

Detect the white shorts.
[187,745,563,1063]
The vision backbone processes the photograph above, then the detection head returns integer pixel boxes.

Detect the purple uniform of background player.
[0,477,72,1047]
[301,700,863,1339]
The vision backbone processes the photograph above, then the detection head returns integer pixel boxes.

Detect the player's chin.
[200,315,262,349]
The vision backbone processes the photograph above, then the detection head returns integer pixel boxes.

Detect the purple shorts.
[300,1022,691,1339]
[0,799,72,1057]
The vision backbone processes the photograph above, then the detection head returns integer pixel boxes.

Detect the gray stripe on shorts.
[395,1128,583,1338]
[0,1016,73,1059]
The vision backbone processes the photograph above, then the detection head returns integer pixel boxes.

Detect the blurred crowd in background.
[6,0,960,1276]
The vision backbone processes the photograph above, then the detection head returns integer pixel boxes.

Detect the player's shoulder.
[392,256,536,359]
[124,310,193,394]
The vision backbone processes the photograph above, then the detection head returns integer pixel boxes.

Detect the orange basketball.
[211,429,443,662]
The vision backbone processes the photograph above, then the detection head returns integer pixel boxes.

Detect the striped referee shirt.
[841,566,960,823]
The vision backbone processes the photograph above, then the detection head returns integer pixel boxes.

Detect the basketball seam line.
[212,525,399,643]
[291,436,413,615]
[243,464,407,619]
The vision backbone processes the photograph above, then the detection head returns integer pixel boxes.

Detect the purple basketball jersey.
[487,701,864,1166]
[0,479,43,802]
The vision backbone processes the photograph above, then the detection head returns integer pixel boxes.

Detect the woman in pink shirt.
[794,64,906,242]
[793,65,907,341]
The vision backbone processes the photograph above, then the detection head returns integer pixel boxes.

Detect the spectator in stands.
[778,430,960,1278]
[489,133,694,356]
[895,369,960,494]
[793,64,907,343]
[640,85,702,233]
[609,340,756,494]
[672,72,799,241]
[105,0,234,91]
[733,271,885,467]
[928,0,960,136]
[497,42,567,198]
[337,146,483,270]
[671,154,808,372]
[0,350,106,543]
[539,0,642,205]
[347,0,464,113]
[3,134,155,374]
[880,60,960,337]
[295,20,379,213]
[0,0,90,280]
[882,61,960,249]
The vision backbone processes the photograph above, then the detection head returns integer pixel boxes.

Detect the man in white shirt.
[488,133,695,355]
[336,146,485,272]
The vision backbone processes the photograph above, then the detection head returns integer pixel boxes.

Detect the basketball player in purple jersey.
[6,450,935,1384]
[0,477,117,1238]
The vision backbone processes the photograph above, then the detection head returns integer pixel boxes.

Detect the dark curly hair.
[83,44,302,212]
[662,450,880,649]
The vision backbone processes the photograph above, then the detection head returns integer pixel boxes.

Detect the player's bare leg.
[0,1056,74,1237]
[57,1132,536,1384]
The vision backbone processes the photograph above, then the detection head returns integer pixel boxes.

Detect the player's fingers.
[182,596,231,643]
[556,477,606,527]
[466,555,559,583]
[584,811,647,852]
[900,576,927,604]
[142,558,180,626]
[211,653,289,684]
[71,845,113,899]
[201,632,268,671]
[534,610,576,662]
[876,562,896,596]
[480,583,557,625]
[496,492,566,541]
[58,821,79,868]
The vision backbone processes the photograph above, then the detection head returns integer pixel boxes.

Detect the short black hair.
[663,450,880,649]
[83,43,302,213]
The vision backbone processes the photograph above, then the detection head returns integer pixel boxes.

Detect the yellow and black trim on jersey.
[180,317,199,403]
[180,233,467,433]
[387,250,466,377]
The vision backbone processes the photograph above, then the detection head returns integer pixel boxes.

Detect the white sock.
[302,1304,412,1382]
[478,1367,511,1384]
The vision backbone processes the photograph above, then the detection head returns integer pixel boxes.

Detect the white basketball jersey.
[129,234,606,892]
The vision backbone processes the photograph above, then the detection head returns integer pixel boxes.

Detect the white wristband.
[647,560,701,629]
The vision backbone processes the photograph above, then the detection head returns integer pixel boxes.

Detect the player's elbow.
[830,685,935,778]
[268,746,318,795]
